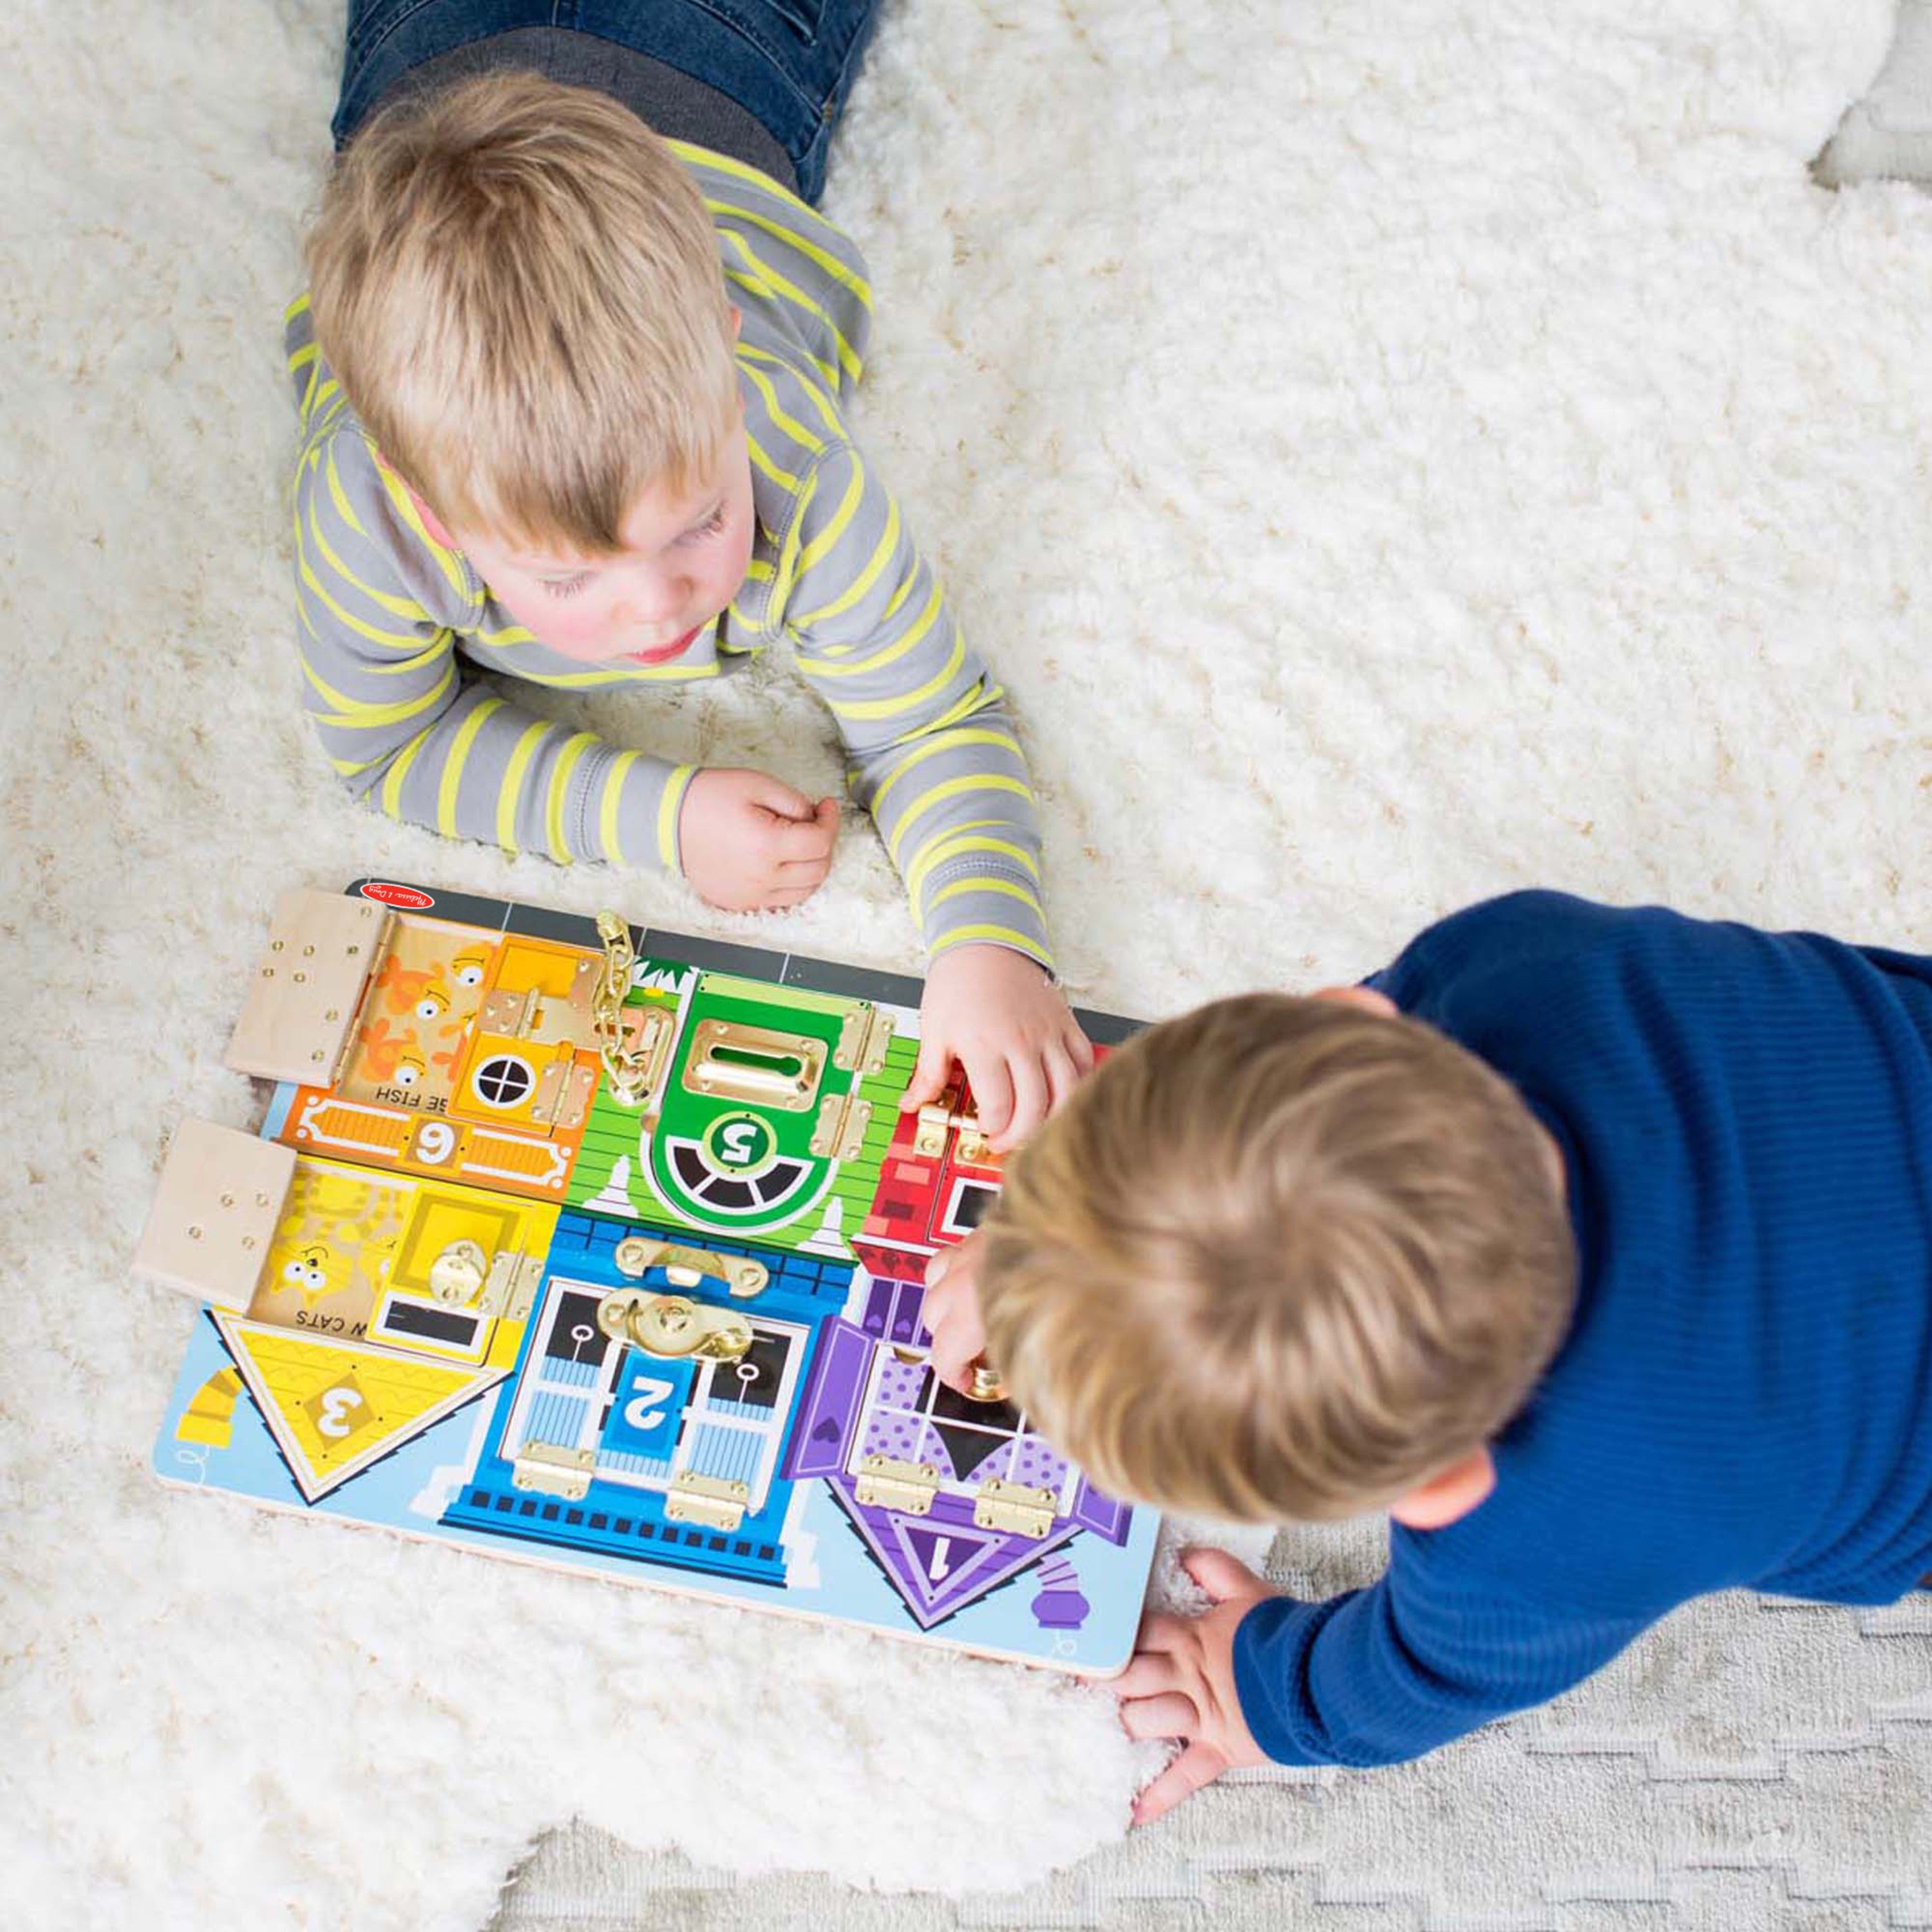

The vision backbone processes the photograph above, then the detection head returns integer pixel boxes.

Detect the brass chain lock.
[592,910,651,1106]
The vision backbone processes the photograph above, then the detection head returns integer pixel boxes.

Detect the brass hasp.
[597,1289,754,1363]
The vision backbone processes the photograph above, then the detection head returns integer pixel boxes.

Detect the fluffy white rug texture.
[5,1,1931,1927]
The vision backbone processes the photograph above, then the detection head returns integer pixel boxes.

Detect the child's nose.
[622,574,687,625]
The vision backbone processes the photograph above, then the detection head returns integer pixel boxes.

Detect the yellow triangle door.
[213,1313,504,1502]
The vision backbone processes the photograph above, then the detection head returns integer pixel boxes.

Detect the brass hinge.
[855,1454,940,1516]
[478,985,542,1038]
[667,1470,750,1533]
[481,1249,543,1320]
[555,1061,599,1131]
[810,1088,873,1161]
[833,1003,895,1076]
[974,1477,1057,1540]
[511,1441,596,1501]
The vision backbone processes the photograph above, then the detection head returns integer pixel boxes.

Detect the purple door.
[781,1318,873,1479]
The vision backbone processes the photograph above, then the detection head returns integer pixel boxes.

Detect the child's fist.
[677,768,838,913]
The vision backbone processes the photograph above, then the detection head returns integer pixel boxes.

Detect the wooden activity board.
[140,880,1159,1672]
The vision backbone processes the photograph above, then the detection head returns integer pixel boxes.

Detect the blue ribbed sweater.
[1231,891,1932,1767]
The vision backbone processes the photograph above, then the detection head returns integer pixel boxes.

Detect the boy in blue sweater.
[923,892,1932,1821]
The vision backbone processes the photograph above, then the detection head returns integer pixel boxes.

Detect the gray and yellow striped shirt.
[285,142,1049,966]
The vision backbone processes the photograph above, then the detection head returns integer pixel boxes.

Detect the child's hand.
[920,1233,989,1396]
[905,943,1094,1154]
[1116,1549,1274,1826]
[677,768,838,913]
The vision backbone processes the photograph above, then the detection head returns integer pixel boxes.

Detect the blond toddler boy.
[289,5,1088,1144]
[927,891,1932,1818]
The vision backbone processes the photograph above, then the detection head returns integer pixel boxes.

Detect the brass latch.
[597,1288,754,1363]
[833,1003,894,1075]
[682,1018,825,1112]
[974,1477,1056,1539]
[855,1454,940,1516]
[810,1089,872,1162]
[512,1441,596,1501]
[667,1470,750,1533]
[912,1087,990,1166]
[964,1363,1007,1405]
[428,1239,488,1305]
[612,1233,768,1300]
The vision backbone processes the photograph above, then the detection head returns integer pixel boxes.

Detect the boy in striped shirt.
[289,4,1090,1145]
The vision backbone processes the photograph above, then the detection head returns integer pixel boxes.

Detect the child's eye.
[681,509,728,545]
[541,572,594,600]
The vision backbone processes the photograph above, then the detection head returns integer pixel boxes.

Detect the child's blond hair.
[978,994,1576,1522]
[305,70,738,551]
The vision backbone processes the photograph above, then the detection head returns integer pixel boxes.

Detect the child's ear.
[1388,1448,1495,1529]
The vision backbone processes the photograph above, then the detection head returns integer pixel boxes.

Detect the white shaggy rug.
[5,2,1932,1928]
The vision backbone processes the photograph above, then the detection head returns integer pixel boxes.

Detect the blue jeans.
[332,0,884,203]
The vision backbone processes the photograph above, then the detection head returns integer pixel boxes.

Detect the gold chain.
[592,910,650,1106]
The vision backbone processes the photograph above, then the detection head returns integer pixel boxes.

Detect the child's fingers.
[929,1312,986,1393]
[765,813,837,862]
[1180,1546,1263,1604]
[919,1282,953,1342]
[967,1054,1015,1143]
[1118,1692,1202,1743]
[920,1264,958,1330]
[1043,1041,1084,1115]
[1132,1742,1226,1828]
[759,886,820,909]
[992,1053,1049,1153]
[1132,1611,1192,1659]
[777,854,832,884]
[900,1032,954,1110]
[744,773,817,820]
[1112,1651,1188,1702]
[1067,1023,1097,1075]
